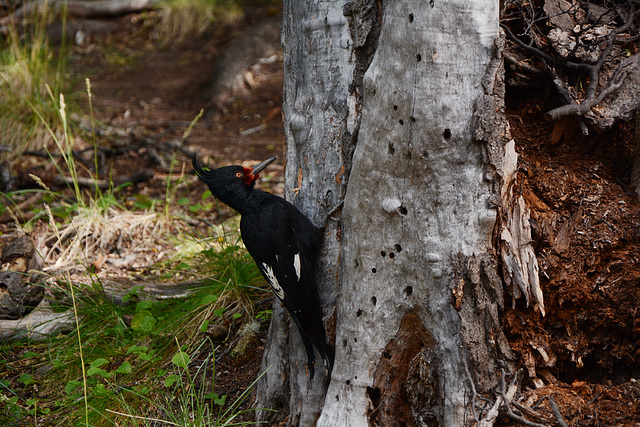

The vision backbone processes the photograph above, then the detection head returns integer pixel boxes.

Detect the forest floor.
[68,5,285,423]
[3,3,640,426]
[501,89,640,425]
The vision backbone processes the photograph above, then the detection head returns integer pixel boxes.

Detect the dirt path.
[70,8,285,198]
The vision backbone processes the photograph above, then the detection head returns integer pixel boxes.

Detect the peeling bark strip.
[369,312,439,426]
[499,140,545,316]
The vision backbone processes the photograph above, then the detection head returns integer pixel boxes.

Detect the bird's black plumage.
[193,155,334,378]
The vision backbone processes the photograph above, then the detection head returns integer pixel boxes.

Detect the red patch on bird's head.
[241,167,257,186]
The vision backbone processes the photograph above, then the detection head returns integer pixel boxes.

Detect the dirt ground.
[501,89,640,425]
[4,2,640,425]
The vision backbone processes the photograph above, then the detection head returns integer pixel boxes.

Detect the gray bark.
[320,2,507,425]
[255,1,366,425]
[258,1,523,425]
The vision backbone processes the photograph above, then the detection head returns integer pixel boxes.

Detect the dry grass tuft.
[40,205,170,275]
[153,0,243,43]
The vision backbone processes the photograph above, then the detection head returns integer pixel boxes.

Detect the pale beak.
[251,156,277,175]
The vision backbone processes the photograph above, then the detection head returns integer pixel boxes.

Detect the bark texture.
[255,1,380,425]
[318,2,507,425]
[0,299,74,342]
[260,1,520,425]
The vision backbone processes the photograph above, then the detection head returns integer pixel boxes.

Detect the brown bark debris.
[369,311,439,427]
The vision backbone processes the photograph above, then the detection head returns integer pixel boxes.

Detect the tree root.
[465,365,569,427]
[502,0,640,125]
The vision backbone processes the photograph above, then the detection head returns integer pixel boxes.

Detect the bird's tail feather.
[291,315,335,380]
[300,334,317,380]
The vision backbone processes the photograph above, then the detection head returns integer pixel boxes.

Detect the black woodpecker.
[193,155,334,378]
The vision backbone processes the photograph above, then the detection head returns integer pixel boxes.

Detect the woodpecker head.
[193,155,277,210]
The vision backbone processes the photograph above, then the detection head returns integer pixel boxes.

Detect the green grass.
[1,4,271,424]
[0,1,76,157]
[0,226,270,426]
[0,89,268,426]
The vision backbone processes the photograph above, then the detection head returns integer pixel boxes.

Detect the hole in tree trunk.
[367,386,382,409]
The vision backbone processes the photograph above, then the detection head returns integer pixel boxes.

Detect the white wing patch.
[293,253,301,281]
[262,263,285,300]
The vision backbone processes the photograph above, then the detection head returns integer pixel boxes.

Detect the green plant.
[149,338,269,426]
[192,218,266,312]
[164,108,204,218]
[0,1,75,156]
[1,146,268,425]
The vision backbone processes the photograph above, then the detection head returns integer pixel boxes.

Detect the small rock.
[207,323,229,341]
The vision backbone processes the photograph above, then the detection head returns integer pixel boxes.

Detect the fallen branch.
[466,365,569,427]
[81,277,211,305]
[0,299,74,342]
[53,169,153,190]
[502,0,640,125]
[1,279,212,341]
[0,0,160,30]
[544,396,568,427]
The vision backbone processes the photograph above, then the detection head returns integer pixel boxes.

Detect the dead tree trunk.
[255,1,369,425]
[257,1,530,425]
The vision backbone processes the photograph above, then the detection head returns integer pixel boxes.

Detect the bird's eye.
[235,172,243,178]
